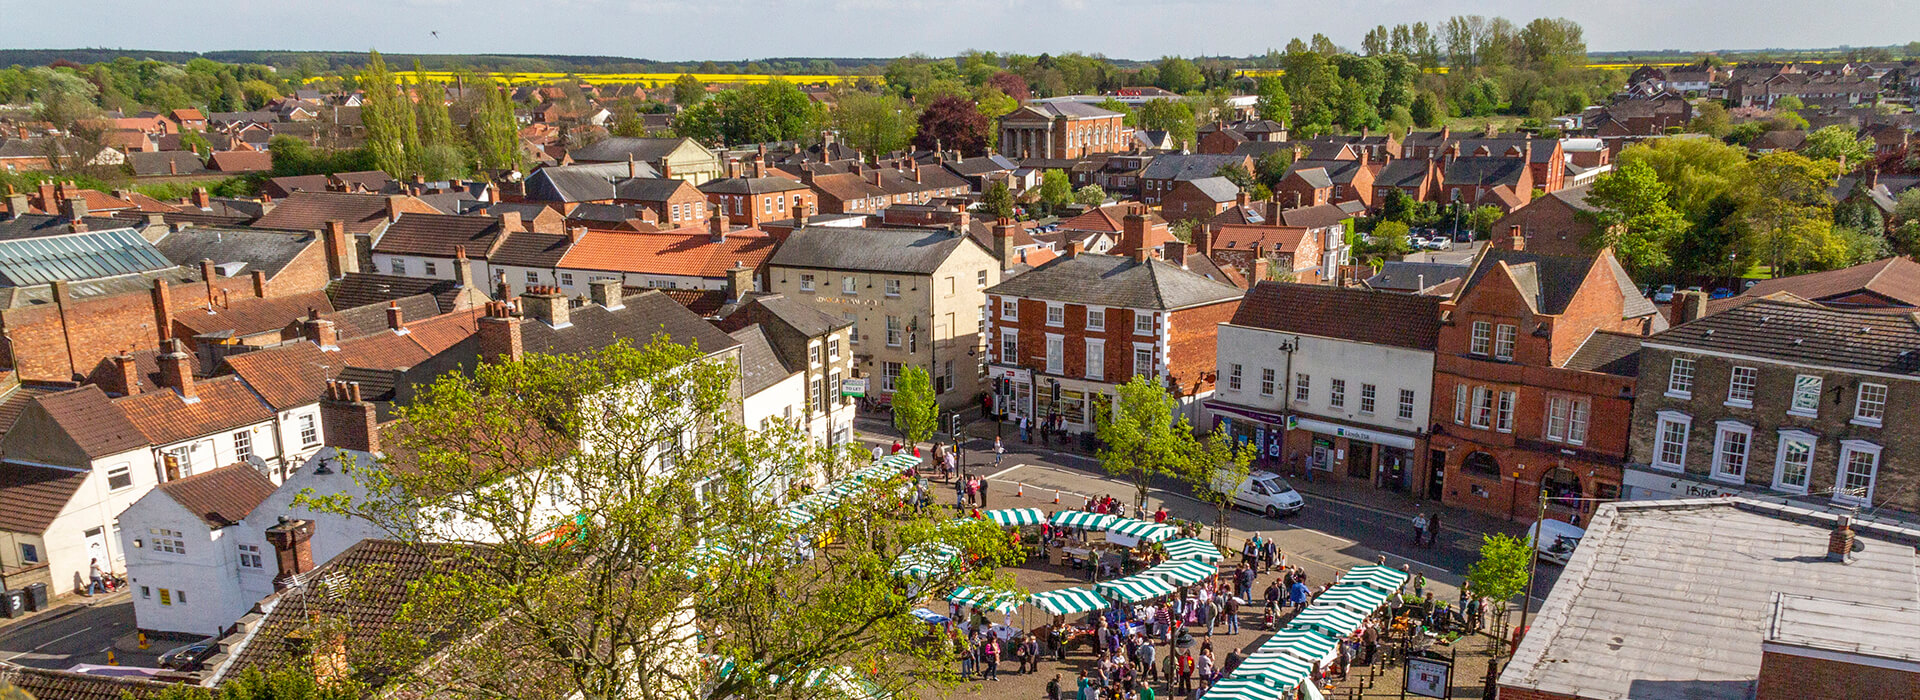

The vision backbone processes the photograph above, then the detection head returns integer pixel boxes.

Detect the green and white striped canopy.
[1257,628,1339,663]
[1202,676,1293,699]
[1049,510,1119,531]
[982,508,1047,527]
[1142,558,1217,586]
[1338,564,1409,593]
[947,585,1024,614]
[877,452,921,471]
[891,542,962,578]
[1232,652,1313,691]
[1287,603,1368,637]
[1108,518,1178,543]
[1095,574,1178,603]
[1030,587,1109,615]
[1313,583,1389,615]
[1161,537,1224,562]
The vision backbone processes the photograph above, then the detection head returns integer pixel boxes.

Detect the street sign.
[840,379,867,397]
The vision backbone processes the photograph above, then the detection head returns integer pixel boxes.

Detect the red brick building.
[699,162,818,227]
[984,213,1243,435]
[998,102,1129,160]
[1428,242,1665,522]
[1488,184,1601,258]
[1160,177,1242,226]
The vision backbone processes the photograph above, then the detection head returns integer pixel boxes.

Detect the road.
[0,595,163,670]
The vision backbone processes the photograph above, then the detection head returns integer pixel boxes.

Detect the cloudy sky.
[11,0,1917,60]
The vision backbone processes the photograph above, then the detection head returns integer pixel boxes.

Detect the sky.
[9,0,1918,61]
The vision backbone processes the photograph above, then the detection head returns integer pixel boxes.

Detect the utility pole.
[1514,488,1547,657]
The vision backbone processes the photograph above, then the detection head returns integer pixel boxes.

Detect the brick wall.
[1491,197,1594,258]
[1757,649,1920,700]
[1166,299,1240,394]
[1161,186,1230,226]
[994,297,1147,384]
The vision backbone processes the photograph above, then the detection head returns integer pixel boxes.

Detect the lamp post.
[1278,336,1298,474]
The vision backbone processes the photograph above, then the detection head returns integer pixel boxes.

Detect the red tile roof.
[32,385,148,459]
[172,289,335,339]
[1740,257,1920,307]
[226,309,484,411]
[1212,224,1311,254]
[0,462,89,533]
[557,226,777,278]
[155,462,277,527]
[208,150,273,172]
[116,376,275,447]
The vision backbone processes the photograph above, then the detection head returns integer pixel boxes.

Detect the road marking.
[984,463,1025,480]
[1382,551,1448,575]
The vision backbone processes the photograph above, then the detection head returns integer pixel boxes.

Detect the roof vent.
[1703,329,1714,336]
[1860,327,1872,334]
[1794,338,1804,345]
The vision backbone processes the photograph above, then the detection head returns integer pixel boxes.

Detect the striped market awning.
[1338,564,1409,593]
[1142,558,1217,586]
[982,508,1047,527]
[1314,583,1390,615]
[1257,628,1339,663]
[1030,587,1110,615]
[1202,676,1293,699]
[1108,518,1178,543]
[1049,510,1120,531]
[878,452,921,472]
[1161,537,1224,562]
[947,585,1024,614]
[1287,603,1369,638]
[1095,574,1178,603]
[891,542,962,578]
[1232,651,1314,691]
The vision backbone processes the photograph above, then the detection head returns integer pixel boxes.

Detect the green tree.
[359,50,418,177]
[1074,184,1107,207]
[675,80,824,147]
[468,79,523,172]
[891,364,940,448]
[671,74,705,105]
[1254,151,1294,189]
[1410,91,1445,128]
[981,180,1015,219]
[144,665,367,700]
[411,61,456,150]
[1617,138,1751,224]
[1094,375,1197,510]
[1371,220,1414,256]
[1467,532,1533,648]
[1155,57,1205,94]
[1097,97,1135,127]
[832,92,917,159]
[1799,124,1872,167]
[1038,169,1072,210]
[178,129,213,158]
[1687,101,1731,137]
[1586,160,1691,271]
[1466,204,1506,237]
[1254,76,1291,125]
[1213,162,1253,189]
[1748,152,1845,275]
[609,106,649,138]
[1135,98,1196,149]
[1186,433,1254,545]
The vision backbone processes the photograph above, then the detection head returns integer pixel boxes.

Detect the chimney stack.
[627,154,638,179]
[151,278,173,341]
[1195,223,1213,257]
[452,245,473,288]
[386,194,407,222]
[1164,240,1188,268]
[322,220,356,279]
[589,278,623,309]
[1674,290,1710,324]
[63,196,88,221]
[103,353,141,397]
[303,311,340,350]
[191,187,211,210]
[1252,257,1271,284]
[1498,224,1527,252]
[1068,239,1086,257]
[992,217,1020,271]
[265,517,316,591]
[478,301,523,363]
[1235,190,1250,208]
[158,339,196,402]
[321,379,381,454]
[251,270,267,298]
[521,286,570,328]
[725,263,754,304]
[568,225,586,244]
[1827,515,1855,563]
[5,192,28,219]
[792,202,808,229]
[1122,212,1150,263]
[499,210,524,234]
[385,301,407,333]
[726,158,743,179]
[709,209,727,242]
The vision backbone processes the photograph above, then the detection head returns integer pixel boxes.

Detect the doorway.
[1347,441,1374,480]
[1427,449,1448,500]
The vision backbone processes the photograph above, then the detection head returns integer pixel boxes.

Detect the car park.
[1652,284,1676,303]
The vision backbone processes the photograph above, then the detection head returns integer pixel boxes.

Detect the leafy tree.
[1097,97,1135,127]
[1074,184,1107,207]
[1186,433,1254,544]
[1254,76,1291,125]
[1371,220,1414,256]
[833,92,917,159]
[301,339,1015,700]
[891,364,940,448]
[1155,57,1205,94]
[1038,169,1072,210]
[1670,193,1751,279]
[972,88,1018,151]
[1618,138,1751,224]
[468,80,524,172]
[1095,375,1198,510]
[411,62,455,150]
[1773,95,1805,112]
[359,51,417,177]
[670,74,705,105]
[1688,101,1731,137]
[144,665,366,699]
[1254,151,1294,189]
[609,106,649,138]
[1467,532,1533,648]
[981,180,1015,219]
[1517,17,1587,70]
[1377,189,1421,223]
[1465,204,1505,237]
[1747,152,1845,275]
[178,129,213,158]
[1410,91,1445,128]
[1895,188,1920,226]
[1213,162,1252,189]
[1586,160,1689,272]
[675,80,824,147]
[1135,98,1196,149]
[986,72,1031,101]
[911,95,990,155]
[1800,125,1872,167]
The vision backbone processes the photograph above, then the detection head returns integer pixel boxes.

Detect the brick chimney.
[264,517,316,591]
[709,209,727,242]
[1496,224,1527,252]
[386,195,407,222]
[1252,257,1271,284]
[1164,240,1188,268]
[1195,223,1213,257]
[321,379,380,454]
[725,263,754,304]
[5,191,28,219]
[792,202,808,229]
[726,158,743,179]
[385,301,407,333]
[660,162,673,179]
[478,300,523,363]
[588,278,624,309]
[1122,212,1150,263]
[200,259,219,307]
[1674,290,1710,324]
[191,187,212,210]
[568,225,586,244]
[102,353,141,397]
[63,196,88,221]
[1827,515,1855,563]
[158,339,196,402]
[521,286,570,328]
[1235,190,1250,209]
[151,279,173,341]
[322,220,356,279]
[35,182,55,212]
[627,154,638,179]
[251,270,267,298]
[452,245,474,289]
[498,210,524,234]
[992,217,1019,271]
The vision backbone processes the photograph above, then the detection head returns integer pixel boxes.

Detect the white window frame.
[842,275,857,295]
[1227,364,1242,392]
[1329,378,1347,409]
[884,279,901,298]
[885,316,902,347]
[1493,324,1516,360]
[1652,410,1692,472]
[1726,366,1758,407]
[559,272,574,287]
[233,429,253,463]
[1470,387,1493,429]
[978,270,988,288]
[1045,334,1064,375]
[238,543,264,569]
[1359,383,1376,415]
[1001,298,1018,321]
[1046,303,1065,327]
[1133,345,1155,379]
[1398,388,1417,421]
[1260,368,1276,397]
[1495,390,1515,432]
[298,414,319,447]
[999,328,1017,365]
[1853,383,1887,427]
[1134,312,1155,336]
[1667,357,1695,399]
[1470,321,1492,356]
[1295,373,1310,403]
[881,362,902,393]
[1085,339,1104,379]
[1086,307,1105,331]
[1710,421,1753,484]
[1834,439,1881,506]
[1788,374,1821,418]
[1453,384,1467,424]
[1772,429,1816,495]
[800,274,815,292]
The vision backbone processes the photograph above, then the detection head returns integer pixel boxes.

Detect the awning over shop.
[1288,416,1419,450]
[1095,574,1178,603]
[1108,518,1178,543]
[1287,604,1368,638]
[982,508,1047,527]
[1337,564,1409,593]
[1142,559,1218,586]
[1030,587,1110,615]
[1313,583,1390,615]
[1049,510,1119,531]
[947,585,1023,614]
[1161,537,1224,563]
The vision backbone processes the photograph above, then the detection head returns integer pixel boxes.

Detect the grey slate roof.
[519,289,740,358]
[1561,329,1643,376]
[1184,176,1241,202]
[1648,298,1920,375]
[769,227,975,275]
[523,162,659,202]
[748,293,851,337]
[567,137,698,164]
[1290,167,1334,189]
[1365,261,1469,292]
[1014,102,1124,119]
[1141,154,1246,183]
[984,253,1243,311]
[699,176,810,195]
[1442,156,1529,187]
[1375,159,1431,189]
[730,325,796,396]
[612,177,687,202]
[152,228,315,280]
[1500,499,1920,700]
[1276,203,1351,229]
[0,227,174,286]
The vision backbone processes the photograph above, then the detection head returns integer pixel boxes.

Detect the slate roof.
[1229,282,1440,350]
[1289,167,1334,189]
[1365,261,1470,292]
[612,177,690,202]
[323,293,441,339]
[251,191,396,234]
[1649,298,1920,375]
[1141,154,1247,182]
[113,209,255,228]
[152,228,315,280]
[1182,176,1241,202]
[985,253,1244,311]
[522,162,658,202]
[127,150,209,176]
[739,293,851,338]
[699,175,811,195]
[730,325,795,395]
[29,385,147,459]
[1500,499,1920,700]
[155,462,277,527]
[1460,249,1658,321]
[1544,182,1600,213]
[1010,102,1123,119]
[1739,257,1920,307]
[940,154,1018,177]
[489,230,574,268]
[171,289,336,340]
[328,272,471,315]
[1276,203,1351,229]
[565,202,647,225]
[559,227,775,277]
[0,227,175,286]
[567,136,698,163]
[0,462,89,533]
[1561,329,1644,376]
[1442,156,1529,187]
[518,290,739,357]
[769,226,973,274]
[372,213,507,259]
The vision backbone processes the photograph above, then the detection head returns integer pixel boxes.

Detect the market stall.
[1312,583,1391,616]
[1287,603,1370,638]
[1140,558,1218,587]
[1161,537,1224,563]
[981,507,1048,527]
[1094,573,1178,603]
[1337,564,1409,593]
[1029,587,1108,616]
[1105,517,1178,546]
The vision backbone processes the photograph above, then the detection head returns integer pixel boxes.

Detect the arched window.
[1462,451,1501,478]
[1543,467,1582,501]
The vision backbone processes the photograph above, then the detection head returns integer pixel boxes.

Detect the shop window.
[1461,451,1501,478]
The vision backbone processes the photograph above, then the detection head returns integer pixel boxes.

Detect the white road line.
[1382,551,1448,575]
[984,463,1025,480]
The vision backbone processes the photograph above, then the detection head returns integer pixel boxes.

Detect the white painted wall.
[1212,323,1434,432]
[743,371,805,436]
[41,447,158,596]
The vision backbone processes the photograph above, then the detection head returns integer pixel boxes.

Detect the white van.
[1529,518,1584,565]
[1215,470,1305,518]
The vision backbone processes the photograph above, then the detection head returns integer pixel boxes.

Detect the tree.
[972,88,1018,151]
[1254,151,1293,189]
[833,92,917,159]
[1586,160,1691,272]
[411,61,455,150]
[675,80,824,147]
[1747,152,1845,275]
[1371,220,1414,256]
[1039,169,1072,210]
[1410,91,1445,128]
[1800,125,1872,167]
[1617,138,1751,224]
[1135,98,1196,149]
[468,80,524,172]
[145,665,367,699]
[911,95,991,155]
[981,180,1015,219]
[178,129,213,158]
[1074,184,1107,207]
[670,74,705,105]
[1688,101,1731,137]
[1094,375,1197,510]
[1097,97,1135,127]
[1466,204,1506,237]
[1466,532,1533,648]
[301,339,1016,700]
[1186,434,1254,545]
[986,72,1031,101]
[1213,162,1252,189]
[1254,76,1291,125]
[1155,57,1204,94]
[891,364,940,448]
[359,51,418,177]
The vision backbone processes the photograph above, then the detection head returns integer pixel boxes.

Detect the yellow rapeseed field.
[315,71,871,86]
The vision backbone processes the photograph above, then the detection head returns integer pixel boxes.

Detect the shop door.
[1347,441,1373,480]
[1427,449,1447,500]
[1381,448,1410,492]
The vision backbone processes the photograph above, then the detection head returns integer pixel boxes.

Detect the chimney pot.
[478,302,524,363]
[709,210,726,242]
[386,301,406,333]
[1827,515,1855,563]
[303,313,340,350]
[63,196,88,221]
[265,518,317,591]
[521,287,570,328]
[159,340,196,401]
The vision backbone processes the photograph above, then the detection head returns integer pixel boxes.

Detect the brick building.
[1428,243,1665,522]
[1160,177,1242,226]
[1488,184,1600,258]
[997,103,1129,160]
[985,213,1243,435]
[699,163,818,227]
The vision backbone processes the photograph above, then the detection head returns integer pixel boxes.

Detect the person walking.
[1411,511,1429,546]
[1174,652,1194,697]
[87,558,105,596]
[1020,415,1031,442]
[1222,594,1240,635]
[982,636,1001,681]
[994,436,1005,469]
[1427,511,1443,548]
[1136,637,1157,682]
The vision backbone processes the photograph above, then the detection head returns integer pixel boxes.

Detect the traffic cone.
[1017,483,1025,497]
[138,632,149,650]
[1053,490,1060,504]
[107,650,118,666]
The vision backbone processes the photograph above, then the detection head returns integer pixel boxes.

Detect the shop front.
[1285,416,1424,493]
[987,365,1033,424]
[1204,401,1290,472]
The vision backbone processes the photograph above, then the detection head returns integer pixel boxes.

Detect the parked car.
[1530,518,1585,565]
[1431,237,1453,250]
[1652,284,1676,303]
[1454,230,1474,243]
[1215,469,1305,518]
[159,636,219,670]
[1710,287,1734,299]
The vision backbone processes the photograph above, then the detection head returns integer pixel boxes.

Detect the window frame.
[1398,388,1417,421]
[842,275,857,295]
[1359,383,1377,415]
[1045,303,1065,327]
[106,463,133,491]
[1453,384,1467,424]
[1470,387,1493,429]
[1495,390,1515,433]
[1469,321,1492,356]
[885,316,902,347]
[1853,382,1887,426]
[999,328,1018,365]
[1834,439,1881,506]
[1493,324,1516,360]
[1001,298,1018,321]
[1132,346,1154,379]
[1667,357,1695,399]
[1772,429,1816,495]
[1086,307,1105,331]
[1227,364,1242,392]
[1710,421,1753,484]
[1788,374,1821,418]
[799,274,815,292]
[297,414,319,447]
[1652,410,1692,472]
[1260,368,1276,397]
[1085,339,1104,379]
[1045,334,1064,375]
[884,279,901,298]
[1294,373,1310,403]
[1134,312,1155,336]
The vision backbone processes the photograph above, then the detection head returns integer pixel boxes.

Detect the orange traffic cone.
[1018,483,1025,497]
[1053,490,1060,504]
[138,632,149,650]
[107,650,118,666]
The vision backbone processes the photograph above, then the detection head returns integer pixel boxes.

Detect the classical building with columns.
[997,103,1130,160]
